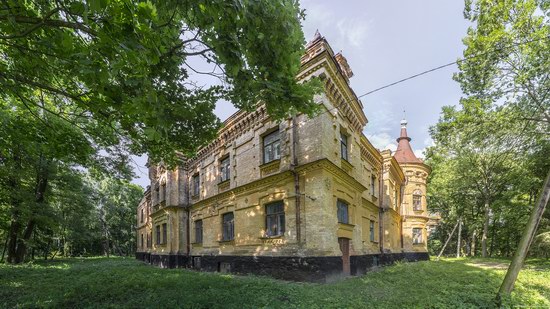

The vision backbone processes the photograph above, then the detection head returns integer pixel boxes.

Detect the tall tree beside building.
[432,0,549,297]
[0,0,318,263]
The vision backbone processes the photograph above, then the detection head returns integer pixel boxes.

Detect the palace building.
[135,32,431,282]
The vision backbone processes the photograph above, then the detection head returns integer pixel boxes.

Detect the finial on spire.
[313,29,321,40]
[400,110,408,128]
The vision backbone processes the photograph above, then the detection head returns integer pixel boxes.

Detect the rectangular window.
[162,223,167,244]
[370,175,376,196]
[263,130,281,164]
[340,132,348,161]
[155,185,160,202]
[413,195,422,211]
[220,156,230,182]
[141,234,144,248]
[337,199,349,224]
[265,201,285,237]
[140,208,144,223]
[192,173,200,197]
[195,220,203,243]
[155,225,160,245]
[369,220,375,242]
[161,183,166,202]
[413,228,423,244]
[148,232,152,248]
[222,212,234,241]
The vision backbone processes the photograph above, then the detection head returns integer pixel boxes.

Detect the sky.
[131,1,472,188]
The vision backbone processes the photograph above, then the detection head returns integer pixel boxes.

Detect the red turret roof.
[394,119,422,164]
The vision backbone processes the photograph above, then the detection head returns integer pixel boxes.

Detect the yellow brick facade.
[136,32,431,280]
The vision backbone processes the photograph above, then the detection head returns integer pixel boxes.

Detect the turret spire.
[394,116,421,163]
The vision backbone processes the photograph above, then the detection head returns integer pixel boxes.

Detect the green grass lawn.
[0,257,548,308]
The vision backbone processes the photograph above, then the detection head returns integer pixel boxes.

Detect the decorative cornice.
[190,171,294,209]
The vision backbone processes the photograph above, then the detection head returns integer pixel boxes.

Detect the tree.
[0,0,319,263]
[455,0,550,298]
[0,0,320,164]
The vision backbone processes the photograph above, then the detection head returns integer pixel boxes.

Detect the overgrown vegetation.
[426,0,549,259]
[0,257,548,308]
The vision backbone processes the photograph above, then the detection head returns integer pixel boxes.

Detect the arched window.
[412,190,422,211]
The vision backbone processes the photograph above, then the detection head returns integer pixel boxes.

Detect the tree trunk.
[13,159,48,263]
[0,235,8,263]
[470,230,477,257]
[482,201,490,258]
[498,169,550,298]
[457,219,462,258]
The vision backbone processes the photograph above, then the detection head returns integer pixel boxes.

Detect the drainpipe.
[185,168,190,258]
[291,116,302,246]
[378,167,384,254]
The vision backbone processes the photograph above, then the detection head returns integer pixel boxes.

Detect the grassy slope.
[0,257,548,308]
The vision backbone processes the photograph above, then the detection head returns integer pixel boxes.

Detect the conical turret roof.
[394,118,422,164]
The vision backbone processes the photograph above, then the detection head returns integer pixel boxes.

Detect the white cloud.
[336,18,371,47]
[414,148,426,159]
[366,132,397,152]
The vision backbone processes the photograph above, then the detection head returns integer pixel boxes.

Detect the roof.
[393,119,422,164]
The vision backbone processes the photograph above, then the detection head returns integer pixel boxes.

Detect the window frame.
[369,220,375,242]
[262,129,281,164]
[265,201,285,237]
[141,233,144,248]
[155,225,161,245]
[337,199,349,224]
[412,228,423,244]
[162,223,167,245]
[195,220,203,244]
[220,156,230,182]
[221,212,235,241]
[370,174,376,196]
[412,191,422,211]
[192,173,200,197]
[340,132,348,161]
[140,208,144,223]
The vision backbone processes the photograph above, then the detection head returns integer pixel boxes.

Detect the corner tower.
[394,118,431,253]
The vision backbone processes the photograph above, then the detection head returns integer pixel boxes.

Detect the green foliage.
[427,0,549,258]
[0,0,319,163]
[0,257,548,308]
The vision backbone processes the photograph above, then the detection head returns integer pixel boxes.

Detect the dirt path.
[465,259,510,270]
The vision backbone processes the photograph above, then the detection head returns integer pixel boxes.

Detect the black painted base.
[135,251,429,282]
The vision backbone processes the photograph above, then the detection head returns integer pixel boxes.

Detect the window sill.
[260,159,280,177]
[191,242,203,246]
[341,158,353,173]
[413,243,424,246]
[218,180,230,192]
[338,222,355,230]
[218,240,235,245]
[260,235,284,239]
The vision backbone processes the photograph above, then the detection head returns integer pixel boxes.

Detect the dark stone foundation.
[135,251,429,282]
